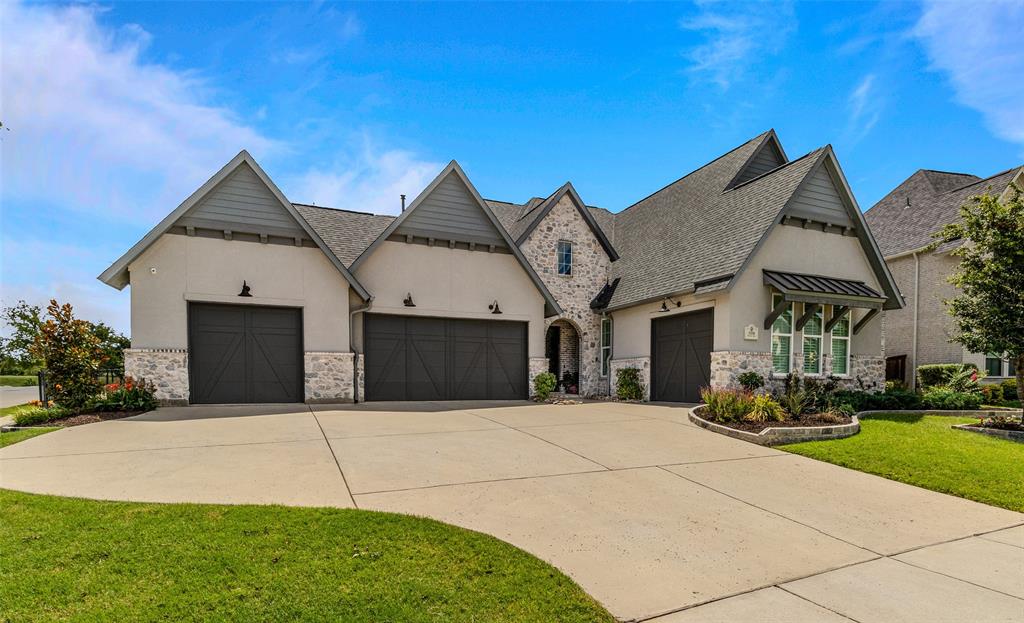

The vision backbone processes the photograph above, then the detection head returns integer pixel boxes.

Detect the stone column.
[304,352,355,403]
[124,348,189,406]
[709,351,774,391]
[528,357,549,398]
[609,357,651,401]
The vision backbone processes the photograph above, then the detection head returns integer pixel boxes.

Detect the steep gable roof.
[98,150,371,300]
[293,204,395,268]
[865,166,1022,257]
[349,161,563,317]
[604,134,901,311]
[726,130,788,189]
[513,182,618,260]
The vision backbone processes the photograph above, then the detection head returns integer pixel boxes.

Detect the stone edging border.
[688,405,860,446]
[951,424,1024,443]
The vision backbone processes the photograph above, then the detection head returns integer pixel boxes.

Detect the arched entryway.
[545,319,581,394]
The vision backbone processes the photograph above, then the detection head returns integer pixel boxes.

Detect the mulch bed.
[965,421,1024,433]
[713,413,853,433]
[34,411,144,428]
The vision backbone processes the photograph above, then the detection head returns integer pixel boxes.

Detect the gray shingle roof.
[865,167,1021,257]
[293,203,394,267]
[604,132,824,309]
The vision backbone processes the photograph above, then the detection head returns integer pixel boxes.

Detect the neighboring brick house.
[865,166,1024,388]
[101,130,901,405]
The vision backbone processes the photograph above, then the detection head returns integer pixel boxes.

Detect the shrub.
[615,367,645,401]
[1001,379,1019,401]
[532,372,557,401]
[916,363,978,389]
[980,384,1004,405]
[699,387,753,422]
[921,387,983,410]
[11,404,70,427]
[90,377,158,412]
[30,300,103,411]
[744,394,784,423]
[885,379,907,392]
[946,366,982,394]
[832,388,922,412]
[736,371,765,391]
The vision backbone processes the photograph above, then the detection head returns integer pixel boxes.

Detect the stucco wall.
[128,234,351,351]
[352,240,546,357]
[610,297,725,359]
[726,225,883,356]
[518,194,612,396]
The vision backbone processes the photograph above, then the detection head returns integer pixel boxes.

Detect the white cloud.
[0,2,278,221]
[285,136,443,215]
[680,0,796,89]
[913,0,1024,147]
[845,73,882,143]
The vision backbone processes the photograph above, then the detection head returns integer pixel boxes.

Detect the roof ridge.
[616,129,774,214]
[292,202,385,217]
[723,146,824,193]
[940,166,1022,195]
[920,168,977,176]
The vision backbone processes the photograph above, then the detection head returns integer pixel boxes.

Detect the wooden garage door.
[364,314,527,401]
[188,303,303,404]
[651,309,714,403]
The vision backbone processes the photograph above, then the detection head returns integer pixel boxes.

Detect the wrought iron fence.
[37,368,125,404]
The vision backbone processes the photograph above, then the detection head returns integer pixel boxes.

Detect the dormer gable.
[727,131,788,189]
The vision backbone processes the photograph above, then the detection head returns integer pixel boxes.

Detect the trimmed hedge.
[920,387,983,410]
[1002,379,1019,401]
[916,363,978,389]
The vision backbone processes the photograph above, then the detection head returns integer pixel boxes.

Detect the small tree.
[932,185,1024,407]
[0,300,43,374]
[90,321,131,371]
[31,300,103,411]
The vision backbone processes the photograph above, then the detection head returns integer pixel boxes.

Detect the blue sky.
[2,0,1022,333]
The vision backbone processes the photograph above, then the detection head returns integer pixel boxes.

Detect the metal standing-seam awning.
[762,269,887,335]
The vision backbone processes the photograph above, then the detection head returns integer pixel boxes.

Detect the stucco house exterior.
[865,165,1023,388]
[100,130,901,405]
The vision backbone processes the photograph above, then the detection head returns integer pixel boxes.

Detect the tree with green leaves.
[30,300,103,411]
[932,184,1024,408]
[0,301,43,374]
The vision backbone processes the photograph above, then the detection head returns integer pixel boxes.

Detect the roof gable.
[97,151,370,300]
[735,148,902,310]
[784,164,854,228]
[395,171,508,247]
[349,161,563,317]
[515,182,618,261]
[727,131,788,189]
[178,162,308,238]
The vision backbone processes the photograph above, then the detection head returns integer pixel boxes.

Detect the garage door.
[651,309,713,403]
[364,314,527,401]
[188,303,303,404]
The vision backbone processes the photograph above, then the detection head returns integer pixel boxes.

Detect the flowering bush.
[90,376,158,412]
[30,300,103,411]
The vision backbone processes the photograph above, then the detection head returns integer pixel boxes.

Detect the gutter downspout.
[349,298,373,403]
[911,252,920,390]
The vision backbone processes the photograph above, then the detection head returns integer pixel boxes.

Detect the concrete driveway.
[1,401,1022,622]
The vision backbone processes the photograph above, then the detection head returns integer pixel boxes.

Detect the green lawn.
[780,413,1024,512]
[0,427,59,448]
[0,489,612,622]
[0,375,37,386]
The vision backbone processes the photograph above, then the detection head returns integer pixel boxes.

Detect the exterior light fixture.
[403,293,415,307]
[489,300,502,314]
[239,281,252,297]
[658,296,681,312]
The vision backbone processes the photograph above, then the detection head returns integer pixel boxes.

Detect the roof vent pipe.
[401,194,406,211]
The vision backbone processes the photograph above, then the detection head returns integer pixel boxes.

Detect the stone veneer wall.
[609,357,650,401]
[124,348,189,405]
[528,357,549,397]
[355,353,365,403]
[709,350,885,393]
[304,352,355,403]
[519,194,612,397]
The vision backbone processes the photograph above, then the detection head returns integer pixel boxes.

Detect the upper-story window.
[557,240,573,275]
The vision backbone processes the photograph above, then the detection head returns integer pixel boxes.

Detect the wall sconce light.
[489,300,502,314]
[657,296,680,312]
[239,281,253,297]
[403,293,416,307]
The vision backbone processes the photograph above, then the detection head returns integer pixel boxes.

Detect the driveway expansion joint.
[309,406,357,508]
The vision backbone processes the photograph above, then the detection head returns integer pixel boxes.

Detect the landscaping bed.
[690,405,859,446]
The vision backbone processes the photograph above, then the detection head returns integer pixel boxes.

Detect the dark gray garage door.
[364,314,527,401]
[651,309,713,403]
[188,303,303,404]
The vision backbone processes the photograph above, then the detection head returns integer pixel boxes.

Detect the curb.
[689,405,860,446]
